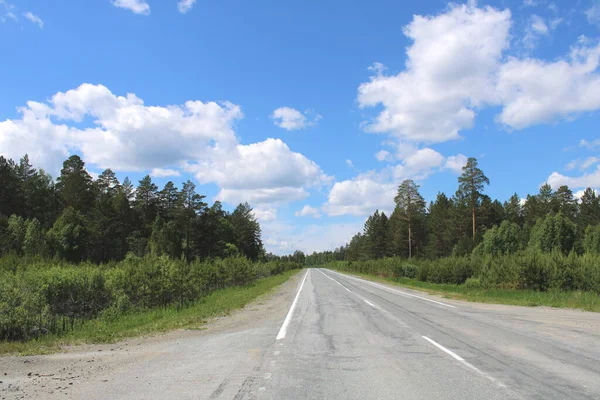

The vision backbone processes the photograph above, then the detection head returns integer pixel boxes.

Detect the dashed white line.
[276,270,309,340]
[422,336,463,361]
[315,268,353,293]
[317,269,383,309]
[364,299,379,309]
[422,336,506,388]
[327,269,455,308]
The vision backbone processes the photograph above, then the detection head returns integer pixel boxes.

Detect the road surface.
[3,268,600,399]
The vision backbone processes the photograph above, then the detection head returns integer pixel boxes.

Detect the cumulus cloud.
[358,4,511,143]
[184,138,331,204]
[358,3,600,145]
[444,154,468,174]
[150,168,181,178]
[261,220,364,254]
[177,0,196,13]
[253,207,277,222]
[497,40,600,129]
[295,205,321,218]
[547,166,600,189]
[323,175,396,217]
[0,83,242,173]
[271,107,321,131]
[323,147,466,217]
[112,0,150,15]
[22,11,42,28]
[0,84,329,207]
[375,150,393,162]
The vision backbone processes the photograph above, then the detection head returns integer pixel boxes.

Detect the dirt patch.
[0,271,303,400]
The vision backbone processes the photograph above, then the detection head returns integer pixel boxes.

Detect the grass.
[0,269,302,356]
[326,269,600,312]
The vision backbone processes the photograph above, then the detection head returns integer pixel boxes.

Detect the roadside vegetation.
[0,267,300,355]
[0,154,305,354]
[308,157,600,311]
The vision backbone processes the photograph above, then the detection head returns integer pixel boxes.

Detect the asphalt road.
[9,268,600,399]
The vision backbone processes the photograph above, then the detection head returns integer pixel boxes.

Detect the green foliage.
[583,225,600,255]
[528,213,577,255]
[464,278,481,290]
[0,256,301,341]
[478,220,523,256]
[46,207,88,262]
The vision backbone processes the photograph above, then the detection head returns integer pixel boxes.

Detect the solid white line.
[276,270,309,340]
[422,336,463,361]
[364,299,379,309]
[422,336,506,388]
[328,270,455,308]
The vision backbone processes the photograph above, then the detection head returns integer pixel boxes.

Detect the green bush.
[0,255,301,341]
[463,278,481,290]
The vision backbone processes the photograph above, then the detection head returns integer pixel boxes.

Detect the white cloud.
[587,4,600,26]
[271,107,320,131]
[295,205,321,218]
[530,15,548,35]
[549,17,562,30]
[497,40,600,129]
[444,154,468,174]
[358,4,600,144]
[375,150,393,162]
[0,83,242,173]
[22,11,42,28]
[357,4,511,143]
[345,159,354,168]
[581,156,600,170]
[565,159,579,171]
[150,168,181,178]
[523,0,537,6]
[177,0,196,13]
[547,166,600,189]
[184,138,330,204]
[580,139,600,150]
[112,0,150,15]
[253,207,277,222]
[261,219,364,255]
[323,147,465,217]
[323,176,396,217]
[0,84,329,208]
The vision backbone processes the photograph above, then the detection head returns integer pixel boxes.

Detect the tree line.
[0,154,265,263]
[306,158,600,265]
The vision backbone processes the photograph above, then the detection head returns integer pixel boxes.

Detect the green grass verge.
[325,269,600,312]
[0,269,302,356]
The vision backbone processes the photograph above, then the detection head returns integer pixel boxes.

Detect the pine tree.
[458,157,489,240]
[56,155,94,212]
[394,179,426,258]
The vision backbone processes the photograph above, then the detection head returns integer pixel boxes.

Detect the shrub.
[464,278,481,290]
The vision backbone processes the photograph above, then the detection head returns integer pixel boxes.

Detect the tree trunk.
[408,220,412,259]
[472,205,476,240]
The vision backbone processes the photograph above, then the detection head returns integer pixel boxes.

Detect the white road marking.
[422,336,463,361]
[328,270,455,308]
[364,299,379,309]
[317,269,382,309]
[315,268,353,293]
[276,270,309,340]
[422,336,506,388]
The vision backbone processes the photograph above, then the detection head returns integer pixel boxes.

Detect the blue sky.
[1,0,600,254]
